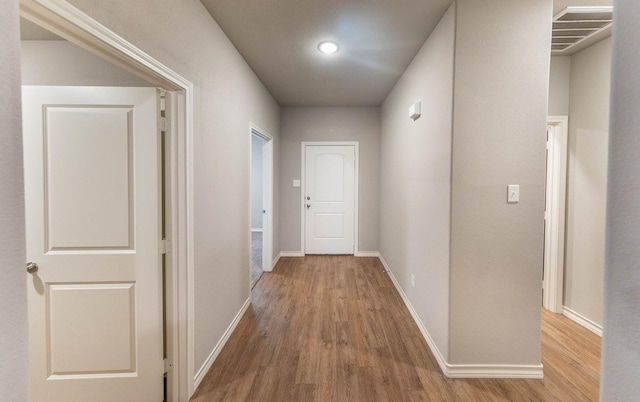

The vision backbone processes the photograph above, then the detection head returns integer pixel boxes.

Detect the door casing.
[20,1,196,399]
[249,123,274,275]
[543,116,569,313]
[301,141,359,255]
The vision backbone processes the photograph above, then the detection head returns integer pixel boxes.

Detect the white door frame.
[249,123,274,275]
[543,116,569,313]
[20,1,195,400]
[301,141,359,255]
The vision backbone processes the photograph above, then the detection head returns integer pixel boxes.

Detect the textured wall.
[66,0,281,374]
[601,0,640,399]
[21,40,149,86]
[449,0,551,365]
[548,56,571,116]
[0,1,28,400]
[564,37,611,327]
[379,3,455,361]
[279,107,380,253]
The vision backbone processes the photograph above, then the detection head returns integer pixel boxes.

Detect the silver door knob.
[306,204,311,209]
[27,261,39,274]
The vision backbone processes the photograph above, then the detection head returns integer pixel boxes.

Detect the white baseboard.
[271,253,281,270]
[379,255,450,376]
[446,364,544,379]
[280,251,304,257]
[194,298,251,390]
[563,306,603,337]
[355,251,380,257]
[378,254,544,379]
[251,228,263,233]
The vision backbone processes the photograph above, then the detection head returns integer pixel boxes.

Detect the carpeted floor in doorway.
[251,231,263,288]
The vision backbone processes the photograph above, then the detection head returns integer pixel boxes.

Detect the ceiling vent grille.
[552,7,613,54]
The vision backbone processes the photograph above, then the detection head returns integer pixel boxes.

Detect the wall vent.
[552,7,613,54]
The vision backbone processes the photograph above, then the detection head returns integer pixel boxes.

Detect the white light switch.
[508,185,519,203]
[293,179,300,188]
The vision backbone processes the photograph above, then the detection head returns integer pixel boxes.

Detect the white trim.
[354,251,380,257]
[193,299,251,390]
[251,228,263,233]
[19,1,195,399]
[563,307,603,337]
[379,254,544,379]
[378,255,449,376]
[445,364,544,379]
[301,141,359,255]
[271,253,282,270]
[543,116,569,313]
[280,252,305,257]
[250,124,274,275]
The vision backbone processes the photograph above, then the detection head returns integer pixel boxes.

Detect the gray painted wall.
[21,40,150,86]
[279,107,380,253]
[564,37,611,327]
[0,1,28,400]
[601,0,640,398]
[66,0,281,374]
[379,3,455,361]
[449,0,551,365]
[548,56,571,116]
[251,135,264,230]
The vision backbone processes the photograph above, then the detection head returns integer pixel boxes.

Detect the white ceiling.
[200,0,453,106]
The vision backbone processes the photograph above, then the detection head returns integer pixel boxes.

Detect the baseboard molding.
[194,298,251,390]
[251,228,263,233]
[271,253,281,270]
[563,306,603,337]
[378,254,544,379]
[280,251,304,257]
[446,364,544,379]
[379,255,450,377]
[355,251,380,257]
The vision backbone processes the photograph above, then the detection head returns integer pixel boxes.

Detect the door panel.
[305,145,355,254]
[23,86,163,402]
[46,106,133,250]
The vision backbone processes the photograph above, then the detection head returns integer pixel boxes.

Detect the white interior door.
[23,86,163,402]
[304,145,355,254]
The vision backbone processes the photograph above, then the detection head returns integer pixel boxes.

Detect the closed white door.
[304,145,355,254]
[23,86,163,402]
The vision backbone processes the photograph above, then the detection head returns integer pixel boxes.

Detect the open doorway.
[19,3,195,400]
[250,125,273,289]
[545,31,611,337]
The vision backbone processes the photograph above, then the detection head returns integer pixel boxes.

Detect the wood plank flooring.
[191,256,601,401]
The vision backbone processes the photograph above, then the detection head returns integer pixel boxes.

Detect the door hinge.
[159,116,170,132]
[164,358,173,373]
[160,238,170,255]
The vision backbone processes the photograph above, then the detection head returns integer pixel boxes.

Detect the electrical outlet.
[411,274,415,288]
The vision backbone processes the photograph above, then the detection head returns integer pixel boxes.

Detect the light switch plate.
[508,185,519,203]
[293,179,300,188]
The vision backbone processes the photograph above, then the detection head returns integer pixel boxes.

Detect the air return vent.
[552,7,613,54]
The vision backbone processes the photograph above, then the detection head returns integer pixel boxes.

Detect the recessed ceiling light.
[318,41,339,55]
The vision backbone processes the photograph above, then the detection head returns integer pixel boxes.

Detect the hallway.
[191,256,600,401]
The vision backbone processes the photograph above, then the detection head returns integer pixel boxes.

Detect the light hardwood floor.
[191,256,601,401]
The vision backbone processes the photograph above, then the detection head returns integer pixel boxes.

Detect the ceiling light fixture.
[318,41,339,54]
